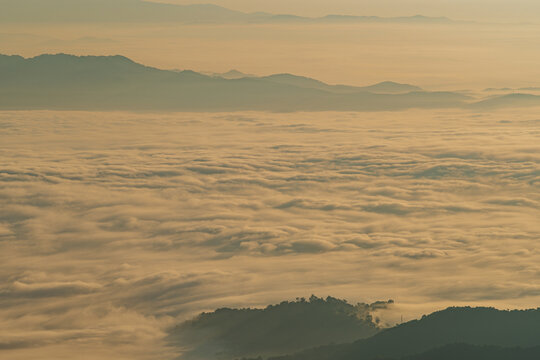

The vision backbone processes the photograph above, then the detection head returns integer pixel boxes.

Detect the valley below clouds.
[1,109,539,359]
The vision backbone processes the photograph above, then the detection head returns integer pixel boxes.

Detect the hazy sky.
[3,20,540,90]
[155,0,540,21]
[2,0,540,90]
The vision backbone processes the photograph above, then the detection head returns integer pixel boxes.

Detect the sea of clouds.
[0,109,539,359]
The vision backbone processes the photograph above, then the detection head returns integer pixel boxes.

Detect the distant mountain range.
[0,0,459,24]
[471,93,540,109]
[258,75,423,94]
[205,69,256,80]
[0,53,472,111]
[1,53,539,111]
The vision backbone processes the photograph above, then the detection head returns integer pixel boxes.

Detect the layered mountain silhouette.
[169,296,391,360]
[0,53,471,111]
[2,53,539,111]
[270,307,540,360]
[258,75,422,94]
[0,0,456,24]
[470,93,540,109]
[209,69,256,80]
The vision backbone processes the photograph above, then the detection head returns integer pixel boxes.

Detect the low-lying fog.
[1,109,539,359]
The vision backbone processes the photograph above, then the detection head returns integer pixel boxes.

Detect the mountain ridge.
[3,53,540,111]
[270,306,540,360]
[169,296,388,360]
[0,0,463,24]
[167,301,540,360]
[0,53,473,112]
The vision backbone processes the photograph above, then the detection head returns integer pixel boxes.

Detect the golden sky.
[2,0,540,90]
[2,21,540,90]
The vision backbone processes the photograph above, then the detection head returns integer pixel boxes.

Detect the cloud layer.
[0,109,539,359]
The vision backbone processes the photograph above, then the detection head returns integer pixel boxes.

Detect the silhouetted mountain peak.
[169,296,391,360]
[223,69,245,76]
[361,81,423,93]
[211,69,255,79]
[263,73,327,86]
